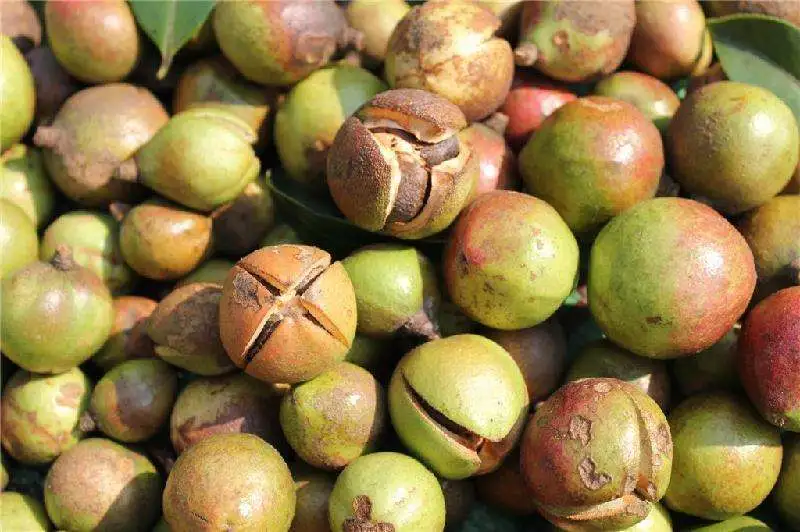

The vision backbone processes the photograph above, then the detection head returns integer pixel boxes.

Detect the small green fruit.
[211,177,275,257]
[0,36,35,151]
[622,503,672,532]
[0,492,51,532]
[594,71,680,132]
[774,435,800,531]
[92,296,157,372]
[0,199,37,279]
[0,144,55,227]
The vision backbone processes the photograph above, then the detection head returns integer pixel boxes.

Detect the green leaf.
[708,14,800,122]
[129,0,216,79]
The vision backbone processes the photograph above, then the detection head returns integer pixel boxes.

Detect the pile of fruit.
[1,1,799,531]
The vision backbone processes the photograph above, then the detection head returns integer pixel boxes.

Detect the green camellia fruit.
[0,36,35,151]
[593,71,680,132]
[774,435,800,531]
[0,144,55,228]
[0,199,38,279]
[0,492,51,532]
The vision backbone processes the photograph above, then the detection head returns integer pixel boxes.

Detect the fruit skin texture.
[212,177,276,257]
[668,81,800,214]
[388,334,529,479]
[92,296,157,371]
[163,433,295,532]
[444,190,579,330]
[274,65,386,188]
[280,362,386,470]
[213,0,357,87]
[41,210,134,295]
[588,198,756,359]
[385,1,514,122]
[328,452,446,532]
[34,84,169,207]
[44,438,162,532]
[664,392,782,520]
[290,466,335,532]
[520,378,673,531]
[520,96,664,235]
[738,195,800,299]
[515,1,635,83]
[0,199,38,279]
[594,72,680,133]
[1,249,114,373]
[1,368,91,465]
[738,287,800,431]
[501,73,577,150]
[342,244,440,338]
[0,145,55,228]
[90,359,178,443]
[458,123,519,197]
[346,0,410,65]
[44,0,139,83]
[170,373,287,455]
[0,492,51,532]
[0,37,35,151]
[627,0,711,80]
[774,435,800,530]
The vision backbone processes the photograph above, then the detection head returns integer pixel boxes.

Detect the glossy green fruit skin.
[687,515,772,531]
[1,368,91,465]
[1,256,114,373]
[0,145,55,227]
[774,436,800,530]
[594,71,680,132]
[664,392,783,520]
[328,452,446,532]
[621,503,672,532]
[343,244,439,337]
[668,81,799,214]
[443,190,579,330]
[136,109,260,212]
[0,492,51,532]
[41,211,134,295]
[275,66,386,188]
[0,37,35,151]
[0,199,38,279]
[588,197,756,359]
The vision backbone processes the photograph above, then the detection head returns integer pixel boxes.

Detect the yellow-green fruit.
[275,66,386,188]
[0,492,51,532]
[0,145,55,227]
[0,36,35,151]
[619,503,672,532]
[774,436,800,531]
[687,516,771,531]
[346,0,410,64]
[594,71,680,132]
[0,199,37,279]
[668,81,799,213]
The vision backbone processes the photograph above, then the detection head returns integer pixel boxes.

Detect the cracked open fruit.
[388,334,528,479]
[385,1,514,122]
[220,244,357,384]
[520,377,673,531]
[163,433,295,532]
[328,452,445,532]
[327,88,477,240]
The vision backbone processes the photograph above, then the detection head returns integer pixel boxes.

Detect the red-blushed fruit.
[589,197,756,359]
[738,286,800,431]
[594,71,680,133]
[458,123,519,197]
[520,96,664,235]
[500,73,576,151]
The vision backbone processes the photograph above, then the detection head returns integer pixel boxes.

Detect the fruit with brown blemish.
[291,464,335,532]
[441,478,475,529]
[40,210,135,295]
[484,319,567,404]
[214,0,362,87]
[501,73,577,150]
[388,334,529,479]
[0,199,38,279]
[520,377,673,531]
[89,359,178,443]
[673,326,741,396]
[627,0,711,80]
[147,282,236,376]
[520,97,664,235]
[219,244,357,384]
[170,373,287,455]
[1,247,114,373]
[567,340,671,411]
[668,81,800,214]
[211,177,276,257]
[33,84,168,207]
[593,72,681,133]
[0,491,51,532]
[328,89,477,239]
[328,452,446,532]
[0,0,41,53]
[0,37,35,152]
[24,46,78,124]
[345,0,410,66]
[118,199,214,281]
[163,433,295,532]
[0,144,55,228]
[663,392,782,520]
[738,286,800,431]
[443,190,579,330]
[44,438,162,532]
[458,123,519,198]
[514,1,635,83]
[475,449,538,515]
[774,435,800,530]
[342,244,440,340]
[385,1,514,122]
[1,368,91,465]
[588,197,756,359]
[706,1,800,26]
[281,362,386,470]
[92,296,157,371]
[275,65,386,189]
[45,0,139,83]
